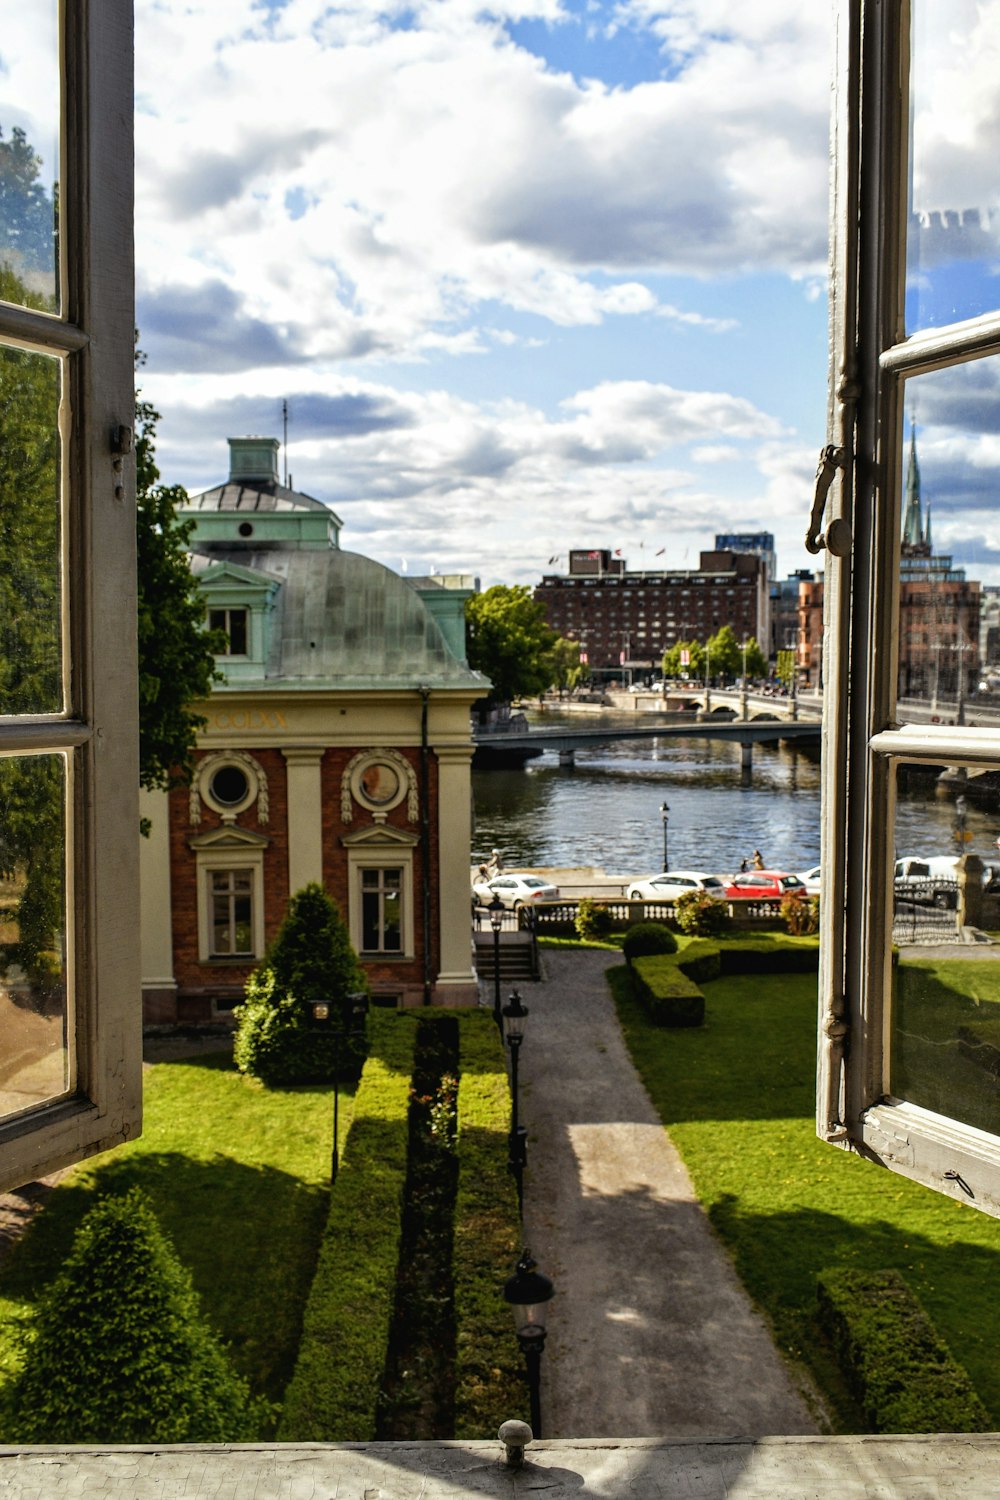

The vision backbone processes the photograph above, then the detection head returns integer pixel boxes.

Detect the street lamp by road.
[502,989,529,1212]
[309,990,369,1183]
[504,1248,555,1438]
[489,896,504,1031]
[660,802,670,872]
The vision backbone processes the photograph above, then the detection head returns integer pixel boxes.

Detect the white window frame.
[818,0,1000,1216]
[343,824,417,960]
[0,2,139,1190]
[191,829,267,963]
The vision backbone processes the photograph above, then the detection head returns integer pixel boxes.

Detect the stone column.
[435,744,478,1004]
[282,748,324,894]
[138,786,177,1024]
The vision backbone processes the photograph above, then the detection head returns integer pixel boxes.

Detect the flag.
[548,554,558,564]
[614,548,622,557]
[655,547,665,556]
[400,558,408,572]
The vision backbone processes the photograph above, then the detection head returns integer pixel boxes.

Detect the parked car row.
[626,868,820,901]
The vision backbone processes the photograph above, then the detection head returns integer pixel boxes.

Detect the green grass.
[610,963,1000,1430]
[538,934,622,950]
[0,1051,341,1421]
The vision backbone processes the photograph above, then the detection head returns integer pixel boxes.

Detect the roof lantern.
[228,436,280,485]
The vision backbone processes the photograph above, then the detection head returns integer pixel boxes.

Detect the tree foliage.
[662,627,767,682]
[3,1188,266,1443]
[234,883,369,1086]
[0,124,56,293]
[465,585,558,705]
[135,367,221,795]
[547,636,585,695]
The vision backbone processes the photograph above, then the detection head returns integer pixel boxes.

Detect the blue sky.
[6,1,836,586]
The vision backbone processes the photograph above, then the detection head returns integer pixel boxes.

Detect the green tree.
[547,636,584,695]
[0,124,56,291]
[3,1188,266,1443]
[777,648,797,687]
[233,883,368,1087]
[705,624,742,680]
[135,366,222,798]
[661,639,704,679]
[466,585,558,706]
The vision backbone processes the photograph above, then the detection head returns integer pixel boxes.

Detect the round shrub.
[781,891,820,935]
[622,921,678,966]
[234,882,368,1086]
[574,897,615,941]
[674,888,731,937]
[3,1188,267,1444]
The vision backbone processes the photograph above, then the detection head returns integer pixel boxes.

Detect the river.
[471,714,1000,880]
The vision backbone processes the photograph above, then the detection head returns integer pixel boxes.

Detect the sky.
[20,0,1000,596]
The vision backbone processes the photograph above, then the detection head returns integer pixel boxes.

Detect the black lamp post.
[310,990,369,1183]
[503,1248,555,1437]
[660,801,670,873]
[502,989,529,1212]
[489,896,504,1031]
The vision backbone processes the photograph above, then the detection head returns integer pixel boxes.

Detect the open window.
[819,0,1000,1214]
[0,3,139,1188]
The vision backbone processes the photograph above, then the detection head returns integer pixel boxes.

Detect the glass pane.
[891,759,1000,1134]
[0,343,62,715]
[361,889,379,950]
[0,753,68,1118]
[0,5,60,312]
[383,890,401,951]
[906,1,1000,332]
[892,363,1000,722]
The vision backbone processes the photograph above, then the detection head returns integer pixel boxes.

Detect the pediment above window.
[188,825,271,852]
[341,823,420,849]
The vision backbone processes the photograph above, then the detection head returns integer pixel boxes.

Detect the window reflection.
[906,0,1000,331]
[0,344,62,716]
[894,360,1000,722]
[0,7,61,312]
[0,754,68,1118]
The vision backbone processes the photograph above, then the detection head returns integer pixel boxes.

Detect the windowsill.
[360,952,411,962]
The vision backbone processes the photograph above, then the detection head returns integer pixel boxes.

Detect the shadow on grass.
[0,1150,329,1410]
[608,962,819,1121]
[707,1194,1000,1430]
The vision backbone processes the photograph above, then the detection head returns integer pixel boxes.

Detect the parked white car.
[626,871,727,901]
[797,866,821,894]
[472,873,561,909]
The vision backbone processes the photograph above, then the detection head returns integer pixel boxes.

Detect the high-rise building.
[534,549,768,673]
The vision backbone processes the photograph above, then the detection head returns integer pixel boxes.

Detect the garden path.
[506,947,819,1439]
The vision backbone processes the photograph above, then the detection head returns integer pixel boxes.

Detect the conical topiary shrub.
[233,882,368,1086]
[2,1188,265,1444]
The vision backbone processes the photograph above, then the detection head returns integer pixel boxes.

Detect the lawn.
[0,1051,342,1423]
[610,962,1000,1429]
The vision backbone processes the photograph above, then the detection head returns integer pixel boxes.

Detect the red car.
[723,870,807,900]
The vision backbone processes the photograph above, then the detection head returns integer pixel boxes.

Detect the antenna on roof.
[282,399,289,486]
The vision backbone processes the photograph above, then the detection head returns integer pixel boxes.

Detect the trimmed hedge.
[453,1013,526,1437]
[277,1011,416,1440]
[631,956,705,1027]
[631,936,820,1027]
[817,1268,992,1433]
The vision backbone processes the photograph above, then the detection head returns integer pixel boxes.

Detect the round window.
[210,764,250,806]
[238,521,254,537]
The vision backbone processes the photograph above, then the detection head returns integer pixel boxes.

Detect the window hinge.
[805,444,852,557]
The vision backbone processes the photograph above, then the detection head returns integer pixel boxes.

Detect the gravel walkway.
[511,947,819,1440]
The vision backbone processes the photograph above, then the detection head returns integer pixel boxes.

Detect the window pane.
[906,1,1000,332]
[894,364,1000,721]
[0,753,68,1118]
[0,343,62,715]
[890,759,1000,1133]
[0,5,61,313]
[383,890,401,951]
[361,888,379,950]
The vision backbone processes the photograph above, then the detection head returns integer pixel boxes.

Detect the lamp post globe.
[504,1248,554,1437]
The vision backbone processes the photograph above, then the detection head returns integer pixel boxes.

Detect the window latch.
[805,444,852,557]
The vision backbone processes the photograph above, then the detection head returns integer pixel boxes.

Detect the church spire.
[902,425,925,547]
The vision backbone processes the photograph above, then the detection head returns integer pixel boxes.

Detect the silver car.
[473,873,561,909]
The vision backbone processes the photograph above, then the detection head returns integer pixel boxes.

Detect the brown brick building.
[140,438,485,1023]
[534,548,769,672]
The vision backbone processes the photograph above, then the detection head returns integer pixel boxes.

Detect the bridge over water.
[474,711,821,782]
